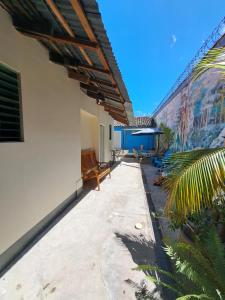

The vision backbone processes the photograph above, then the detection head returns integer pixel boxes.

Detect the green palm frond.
[164,148,225,220]
[165,242,219,296]
[169,241,225,297]
[192,47,225,81]
[125,279,143,290]
[133,228,225,299]
[145,275,182,296]
[137,262,200,295]
[176,295,213,300]
[200,227,225,285]
[134,265,177,281]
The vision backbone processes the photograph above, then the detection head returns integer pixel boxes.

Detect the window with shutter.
[109,124,112,140]
[0,63,23,142]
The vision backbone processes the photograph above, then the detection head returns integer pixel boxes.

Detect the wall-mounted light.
[96,98,102,105]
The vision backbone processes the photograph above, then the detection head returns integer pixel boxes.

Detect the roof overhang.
[0,0,133,124]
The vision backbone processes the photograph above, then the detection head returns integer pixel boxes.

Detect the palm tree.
[159,122,174,151]
[163,147,225,221]
[192,47,225,80]
[163,47,225,221]
[135,227,225,300]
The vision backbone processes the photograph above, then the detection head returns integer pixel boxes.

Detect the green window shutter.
[0,64,22,142]
[109,124,112,140]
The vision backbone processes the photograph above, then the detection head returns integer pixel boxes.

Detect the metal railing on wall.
[153,16,225,117]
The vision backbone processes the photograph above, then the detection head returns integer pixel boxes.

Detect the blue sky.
[97,0,225,116]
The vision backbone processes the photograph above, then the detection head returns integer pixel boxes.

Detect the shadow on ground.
[115,233,162,299]
[114,158,177,300]
[115,233,155,273]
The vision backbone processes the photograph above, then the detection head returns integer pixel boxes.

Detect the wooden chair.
[133,148,138,160]
[81,149,111,191]
[133,148,142,162]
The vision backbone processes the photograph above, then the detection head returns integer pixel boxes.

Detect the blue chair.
[152,149,172,168]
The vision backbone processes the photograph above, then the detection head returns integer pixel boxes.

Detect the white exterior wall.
[113,131,121,149]
[80,110,99,155]
[0,8,113,254]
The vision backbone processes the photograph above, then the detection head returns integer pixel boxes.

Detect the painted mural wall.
[155,69,225,151]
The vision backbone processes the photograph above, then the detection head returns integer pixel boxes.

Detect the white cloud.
[170,34,177,48]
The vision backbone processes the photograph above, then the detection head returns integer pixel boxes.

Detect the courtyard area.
[0,160,162,300]
[0,1,224,299]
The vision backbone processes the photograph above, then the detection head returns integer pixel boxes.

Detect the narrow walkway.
[141,162,179,241]
[0,160,160,300]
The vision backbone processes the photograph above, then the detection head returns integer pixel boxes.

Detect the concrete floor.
[141,163,179,241]
[0,160,161,300]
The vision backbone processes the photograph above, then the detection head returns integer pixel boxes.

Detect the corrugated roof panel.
[30,0,63,33]
[53,0,89,39]
[83,49,102,67]
[1,0,133,124]
[105,100,124,109]
[80,0,131,104]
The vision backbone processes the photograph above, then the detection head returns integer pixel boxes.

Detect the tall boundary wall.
[154,35,225,151]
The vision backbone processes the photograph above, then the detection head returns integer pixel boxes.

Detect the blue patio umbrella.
[131,128,164,152]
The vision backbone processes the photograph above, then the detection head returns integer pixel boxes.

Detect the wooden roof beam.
[49,52,109,75]
[84,94,124,116]
[45,0,93,65]
[52,0,128,122]
[80,82,119,97]
[70,0,110,71]
[68,68,116,88]
[109,111,126,119]
[78,64,110,75]
[70,1,112,74]
[67,68,89,84]
[86,90,122,105]
[86,92,124,112]
[104,103,125,112]
[70,0,97,42]
[104,104,125,113]
[108,110,127,120]
[45,0,123,100]
[86,91,105,102]
[70,0,112,73]
[86,91,127,123]
[70,0,126,104]
[105,96,124,104]
[90,78,117,89]
[109,112,128,124]
[17,28,98,51]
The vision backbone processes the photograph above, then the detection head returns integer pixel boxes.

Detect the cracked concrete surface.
[0,160,160,300]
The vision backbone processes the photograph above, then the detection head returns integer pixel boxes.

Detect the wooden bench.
[81,149,111,191]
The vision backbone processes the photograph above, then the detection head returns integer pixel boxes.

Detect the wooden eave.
[0,0,130,124]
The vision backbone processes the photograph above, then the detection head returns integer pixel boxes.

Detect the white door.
[100,125,105,162]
